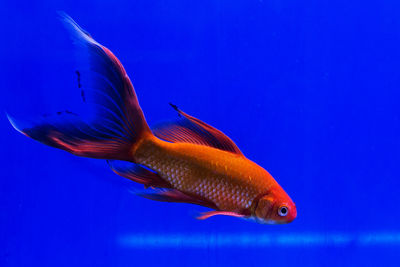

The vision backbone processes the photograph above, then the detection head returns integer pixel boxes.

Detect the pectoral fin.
[196,211,247,220]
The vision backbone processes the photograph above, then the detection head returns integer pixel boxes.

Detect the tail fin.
[8,13,151,161]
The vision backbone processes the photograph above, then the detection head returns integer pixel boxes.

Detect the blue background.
[1,0,400,266]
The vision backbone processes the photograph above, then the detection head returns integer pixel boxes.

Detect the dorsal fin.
[152,104,243,156]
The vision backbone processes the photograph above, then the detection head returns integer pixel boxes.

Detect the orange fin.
[151,104,243,156]
[137,189,218,210]
[108,161,171,188]
[197,211,247,220]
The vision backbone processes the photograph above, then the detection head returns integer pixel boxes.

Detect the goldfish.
[8,14,296,224]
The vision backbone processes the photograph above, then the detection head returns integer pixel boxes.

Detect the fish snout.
[254,194,297,224]
[285,202,297,223]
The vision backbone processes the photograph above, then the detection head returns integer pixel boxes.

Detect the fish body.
[8,14,296,224]
[135,137,273,212]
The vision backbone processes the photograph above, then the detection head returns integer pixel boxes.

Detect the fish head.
[253,187,297,224]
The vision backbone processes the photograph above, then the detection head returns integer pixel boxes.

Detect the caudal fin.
[8,13,151,161]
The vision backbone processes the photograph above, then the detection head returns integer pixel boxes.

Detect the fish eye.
[278,206,288,217]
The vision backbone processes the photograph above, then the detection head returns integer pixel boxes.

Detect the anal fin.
[108,160,171,188]
[138,189,218,210]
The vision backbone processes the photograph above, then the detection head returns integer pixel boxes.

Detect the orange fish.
[8,14,296,224]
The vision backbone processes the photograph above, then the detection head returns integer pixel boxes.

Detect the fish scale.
[134,137,276,211]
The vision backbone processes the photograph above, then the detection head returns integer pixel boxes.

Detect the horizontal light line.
[119,232,400,248]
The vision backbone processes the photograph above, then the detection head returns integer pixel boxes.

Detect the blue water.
[1,1,400,266]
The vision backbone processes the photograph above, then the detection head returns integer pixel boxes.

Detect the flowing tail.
[8,13,151,161]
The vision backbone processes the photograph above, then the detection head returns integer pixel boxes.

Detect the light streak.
[119,232,400,248]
